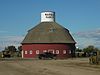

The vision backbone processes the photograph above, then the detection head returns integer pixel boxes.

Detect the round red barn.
[21,11,76,59]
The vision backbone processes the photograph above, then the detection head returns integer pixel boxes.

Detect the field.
[0,58,100,75]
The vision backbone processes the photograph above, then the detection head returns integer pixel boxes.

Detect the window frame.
[63,50,66,54]
[25,51,28,54]
[56,50,59,54]
[36,50,39,54]
[43,50,47,53]
[29,50,33,54]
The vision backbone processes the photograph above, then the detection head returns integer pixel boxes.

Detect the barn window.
[63,50,66,54]
[48,49,54,54]
[25,51,28,54]
[69,50,71,54]
[30,50,32,54]
[36,50,39,54]
[43,50,47,53]
[56,50,59,54]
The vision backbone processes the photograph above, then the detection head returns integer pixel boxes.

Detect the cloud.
[73,28,100,49]
[0,35,24,51]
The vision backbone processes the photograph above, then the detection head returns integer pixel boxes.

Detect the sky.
[0,0,100,50]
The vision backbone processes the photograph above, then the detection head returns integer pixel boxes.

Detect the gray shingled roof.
[22,22,76,44]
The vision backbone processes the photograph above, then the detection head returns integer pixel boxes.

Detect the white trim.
[22,50,24,58]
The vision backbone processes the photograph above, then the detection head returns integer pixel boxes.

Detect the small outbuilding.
[21,11,76,59]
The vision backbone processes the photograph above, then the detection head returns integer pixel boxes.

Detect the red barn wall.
[22,44,71,59]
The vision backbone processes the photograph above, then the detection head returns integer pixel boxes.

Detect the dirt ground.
[0,58,100,75]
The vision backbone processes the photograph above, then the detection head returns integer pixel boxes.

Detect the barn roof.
[22,22,76,44]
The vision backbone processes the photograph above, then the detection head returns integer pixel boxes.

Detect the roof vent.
[41,11,55,22]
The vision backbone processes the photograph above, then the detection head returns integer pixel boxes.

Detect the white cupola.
[41,11,55,22]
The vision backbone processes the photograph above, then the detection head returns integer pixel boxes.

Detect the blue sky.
[0,0,100,50]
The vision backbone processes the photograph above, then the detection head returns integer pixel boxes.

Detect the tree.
[18,46,22,52]
[94,47,99,51]
[83,45,100,56]
[7,46,17,52]
[76,48,82,52]
[2,46,17,57]
[83,45,95,53]
[17,46,22,57]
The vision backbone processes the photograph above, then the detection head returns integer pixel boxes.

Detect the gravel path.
[0,58,100,75]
